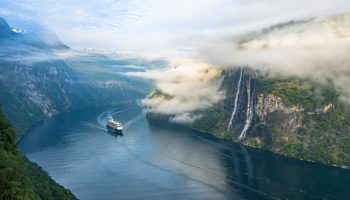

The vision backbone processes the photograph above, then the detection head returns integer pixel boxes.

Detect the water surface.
[19,104,350,200]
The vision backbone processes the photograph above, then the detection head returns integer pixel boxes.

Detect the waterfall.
[239,78,255,140]
[227,68,243,132]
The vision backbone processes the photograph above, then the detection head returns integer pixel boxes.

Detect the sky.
[1,0,350,122]
[1,0,350,58]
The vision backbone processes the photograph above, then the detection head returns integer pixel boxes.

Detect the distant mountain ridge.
[0,17,153,138]
[0,16,157,200]
[0,17,69,55]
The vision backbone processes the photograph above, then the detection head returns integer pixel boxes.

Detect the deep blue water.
[19,104,350,200]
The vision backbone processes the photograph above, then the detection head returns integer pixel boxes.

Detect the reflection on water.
[19,104,350,200]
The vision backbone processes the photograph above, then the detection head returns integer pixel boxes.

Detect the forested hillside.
[0,106,77,200]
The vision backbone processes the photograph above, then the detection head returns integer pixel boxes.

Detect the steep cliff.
[219,68,350,167]
[147,68,350,168]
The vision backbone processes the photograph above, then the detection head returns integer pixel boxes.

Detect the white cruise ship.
[106,117,123,133]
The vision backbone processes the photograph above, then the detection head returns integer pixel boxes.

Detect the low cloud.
[200,12,350,103]
[169,113,203,124]
[2,1,350,121]
[127,61,224,122]
[3,0,350,57]
[127,12,350,123]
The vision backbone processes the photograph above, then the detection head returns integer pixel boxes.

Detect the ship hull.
[106,125,123,134]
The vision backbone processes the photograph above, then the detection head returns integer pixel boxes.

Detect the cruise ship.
[106,117,123,133]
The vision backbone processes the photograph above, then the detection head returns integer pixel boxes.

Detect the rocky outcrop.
[255,94,304,135]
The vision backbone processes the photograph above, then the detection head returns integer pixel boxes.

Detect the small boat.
[106,117,123,134]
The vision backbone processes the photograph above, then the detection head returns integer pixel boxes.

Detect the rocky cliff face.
[255,94,305,134]
[221,68,258,141]
[147,67,350,168]
[0,55,151,138]
[218,68,350,167]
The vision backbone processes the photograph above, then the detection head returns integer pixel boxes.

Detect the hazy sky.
[1,0,350,122]
[1,0,350,57]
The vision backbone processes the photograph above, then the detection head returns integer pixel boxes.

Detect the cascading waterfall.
[227,67,243,132]
[239,77,255,140]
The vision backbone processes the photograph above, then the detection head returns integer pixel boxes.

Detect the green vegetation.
[147,70,350,168]
[24,158,77,200]
[192,107,229,138]
[257,77,339,110]
[0,89,44,137]
[0,152,36,200]
[0,106,78,200]
[270,127,350,167]
[255,75,350,167]
[148,89,173,100]
[146,89,228,138]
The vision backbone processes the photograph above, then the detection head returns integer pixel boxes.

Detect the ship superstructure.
[106,117,123,133]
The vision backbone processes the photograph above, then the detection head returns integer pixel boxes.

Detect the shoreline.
[146,113,350,170]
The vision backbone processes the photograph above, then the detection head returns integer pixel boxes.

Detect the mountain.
[0,17,157,199]
[0,17,68,50]
[0,105,77,200]
[0,17,154,138]
[146,13,350,168]
[147,67,350,168]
